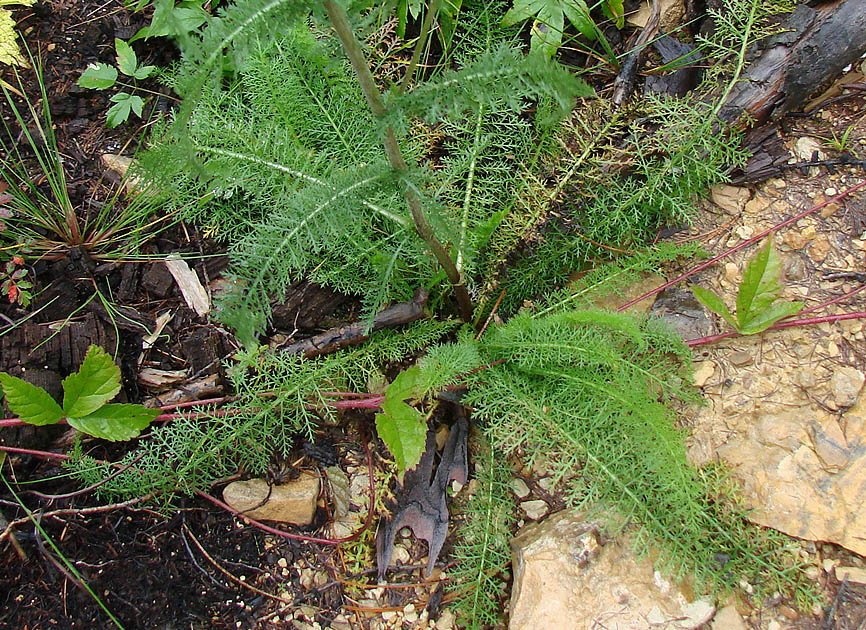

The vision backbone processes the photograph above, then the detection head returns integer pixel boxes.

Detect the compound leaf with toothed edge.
[77,62,118,89]
[67,404,161,442]
[691,284,738,331]
[375,365,428,473]
[62,345,122,418]
[0,372,64,426]
[115,38,138,76]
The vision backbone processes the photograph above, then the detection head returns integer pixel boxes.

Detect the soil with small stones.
[1,1,866,629]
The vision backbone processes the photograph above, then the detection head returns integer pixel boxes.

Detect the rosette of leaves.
[0,346,160,441]
[691,236,803,335]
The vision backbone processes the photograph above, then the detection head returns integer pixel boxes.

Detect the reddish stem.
[616,180,866,312]
[0,445,71,460]
[686,311,866,346]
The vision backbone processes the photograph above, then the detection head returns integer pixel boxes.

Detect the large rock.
[222,475,320,525]
[694,359,866,556]
[509,510,714,630]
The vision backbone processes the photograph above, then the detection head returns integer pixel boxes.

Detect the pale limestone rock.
[744,195,771,215]
[711,185,751,215]
[728,351,753,367]
[693,361,715,388]
[830,366,865,408]
[627,0,686,30]
[793,137,827,162]
[511,478,531,498]
[711,605,748,630]
[222,475,319,525]
[713,393,866,555]
[520,500,549,520]
[835,566,866,585]
[509,511,713,630]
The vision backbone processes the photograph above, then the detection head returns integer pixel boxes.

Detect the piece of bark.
[149,373,223,407]
[141,263,175,298]
[280,289,429,358]
[644,36,703,97]
[271,280,348,331]
[718,0,866,127]
[376,413,469,579]
[612,0,661,108]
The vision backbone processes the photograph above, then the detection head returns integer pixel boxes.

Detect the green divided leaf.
[739,301,803,335]
[375,365,428,472]
[133,64,155,80]
[67,404,160,442]
[105,92,144,128]
[692,236,803,335]
[736,236,782,329]
[0,372,64,426]
[691,284,737,331]
[62,345,121,417]
[77,62,118,89]
[115,38,138,76]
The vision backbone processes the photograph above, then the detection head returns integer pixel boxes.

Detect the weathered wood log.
[718,0,866,127]
[280,289,429,358]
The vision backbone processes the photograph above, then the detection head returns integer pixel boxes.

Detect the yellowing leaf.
[0,3,35,68]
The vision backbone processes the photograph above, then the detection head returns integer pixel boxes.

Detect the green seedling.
[821,124,856,154]
[0,255,31,306]
[0,345,160,441]
[691,235,803,335]
[502,0,621,59]
[77,38,155,128]
[128,0,212,43]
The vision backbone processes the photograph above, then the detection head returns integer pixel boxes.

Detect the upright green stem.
[322,0,474,322]
[398,0,440,95]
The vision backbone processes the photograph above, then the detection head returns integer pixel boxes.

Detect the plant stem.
[398,0,440,95]
[686,311,866,347]
[616,180,866,312]
[322,0,474,322]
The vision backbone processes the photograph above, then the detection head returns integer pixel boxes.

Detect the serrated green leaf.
[77,62,118,89]
[133,64,155,80]
[691,285,738,331]
[736,236,782,329]
[739,301,803,335]
[375,366,428,472]
[67,403,160,441]
[105,92,144,127]
[0,372,64,426]
[129,0,208,42]
[62,345,121,417]
[115,38,138,76]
